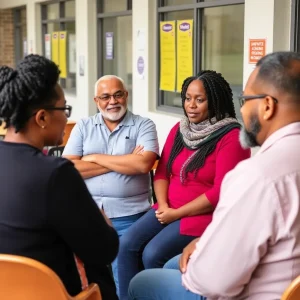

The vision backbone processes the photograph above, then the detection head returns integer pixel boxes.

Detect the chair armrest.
[73,283,102,300]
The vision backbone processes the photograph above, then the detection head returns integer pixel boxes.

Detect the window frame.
[157,0,245,114]
[14,6,27,66]
[96,0,132,78]
[41,0,76,90]
[291,0,300,51]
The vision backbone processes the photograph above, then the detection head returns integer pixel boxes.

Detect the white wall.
[243,0,291,87]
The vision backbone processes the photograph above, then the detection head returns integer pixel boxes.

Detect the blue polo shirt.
[63,111,159,218]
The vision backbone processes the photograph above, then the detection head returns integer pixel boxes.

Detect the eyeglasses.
[32,105,72,118]
[238,94,278,107]
[95,91,126,102]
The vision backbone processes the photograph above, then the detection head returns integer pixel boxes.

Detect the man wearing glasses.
[128,51,300,300]
[63,75,159,295]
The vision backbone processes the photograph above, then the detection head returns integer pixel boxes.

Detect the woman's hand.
[156,203,169,214]
[155,207,179,224]
[179,238,200,273]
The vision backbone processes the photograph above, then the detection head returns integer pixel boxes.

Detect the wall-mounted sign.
[44,34,51,60]
[105,32,114,60]
[159,21,176,92]
[249,39,266,64]
[59,31,67,78]
[176,20,193,92]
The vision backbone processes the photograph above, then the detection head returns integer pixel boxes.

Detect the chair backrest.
[48,146,65,157]
[0,254,101,300]
[282,276,300,300]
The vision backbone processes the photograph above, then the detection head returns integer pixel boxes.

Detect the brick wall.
[0,9,15,68]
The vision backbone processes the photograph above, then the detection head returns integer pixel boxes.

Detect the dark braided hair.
[0,54,60,132]
[167,70,238,182]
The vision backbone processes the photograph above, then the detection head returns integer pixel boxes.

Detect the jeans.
[118,209,195,300]
[163,254,181,269]
[110,212,145,297]
[128,269,206,300]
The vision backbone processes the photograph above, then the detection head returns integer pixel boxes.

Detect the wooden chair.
[150,156,160,204]
[281,276,300,300]
[0,254,102,300]
[48,146,65,157]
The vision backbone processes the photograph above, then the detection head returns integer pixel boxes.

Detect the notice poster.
[159,21,176,92]
[248,39,266,64]
[176,20,193,92]
[44,34,51,60]
[51,32,59,67]
[59,31,67,78]
[106,32,114,60]
[68,33,76,73]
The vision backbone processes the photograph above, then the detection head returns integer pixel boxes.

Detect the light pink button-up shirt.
[182,122,300,300]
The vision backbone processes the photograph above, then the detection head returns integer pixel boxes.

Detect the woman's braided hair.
[0,54,60,132]
[166,70,237,179]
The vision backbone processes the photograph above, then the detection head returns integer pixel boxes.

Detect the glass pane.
[202,4,244,119]
[46,23,60,33]
[102,16,133,110]
[164,10,194,21]
[162,0,194,5]
[161,10,194,108]
[103,0,127,13]
[47,3,59,20]
[20,8,26,23]
[65,1,75,18]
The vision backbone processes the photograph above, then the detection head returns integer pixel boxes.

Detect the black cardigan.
[0,141,119,300]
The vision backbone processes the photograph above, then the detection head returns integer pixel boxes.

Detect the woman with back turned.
[118,70,251,300]
[0,54,119,300]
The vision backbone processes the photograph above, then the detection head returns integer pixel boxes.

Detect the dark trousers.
[117,208,195,300]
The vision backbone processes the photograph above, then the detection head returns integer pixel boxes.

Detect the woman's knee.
[142,242,162,269]
[163,254,181,269]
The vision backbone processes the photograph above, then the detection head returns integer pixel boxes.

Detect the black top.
[0,141,119,300]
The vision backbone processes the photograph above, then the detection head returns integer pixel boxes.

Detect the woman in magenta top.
[117,70,250,300]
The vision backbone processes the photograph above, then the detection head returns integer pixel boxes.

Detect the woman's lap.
[118,209,195,300]
[142,221,194,268]
[128,269,205,300]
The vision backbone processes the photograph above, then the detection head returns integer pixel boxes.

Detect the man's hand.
[132,145,144,155]
[81,154,96,163]
[155,207,179,224]
[179,238,200,273]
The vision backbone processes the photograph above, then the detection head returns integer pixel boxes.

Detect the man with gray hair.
[63,75,159,295]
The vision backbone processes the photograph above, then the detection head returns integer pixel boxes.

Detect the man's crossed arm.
[63,145,157,179]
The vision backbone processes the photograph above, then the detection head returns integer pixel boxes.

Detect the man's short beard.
[99,104,127,122]
[239,113,261,149]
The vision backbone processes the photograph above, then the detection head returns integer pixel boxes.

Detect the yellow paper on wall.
[51,32,59,67]
[159,21,176,92]
[59,31,67,78]
[176,20,193,92]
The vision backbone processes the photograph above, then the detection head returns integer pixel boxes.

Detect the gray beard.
[239,114,261,149]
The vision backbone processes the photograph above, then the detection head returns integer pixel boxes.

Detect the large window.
[14,6,27,65]
[41,0,76,94]
[158,0,245,118]
[97,0,133,110]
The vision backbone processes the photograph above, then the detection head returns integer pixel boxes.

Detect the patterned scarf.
[180,116,240,149]
[178,116,241,183]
